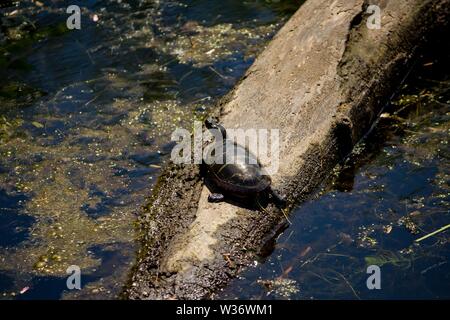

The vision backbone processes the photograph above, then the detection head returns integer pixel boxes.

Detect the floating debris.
[415,224,450,243]
[19,286,30,294]
[258,278,300,298]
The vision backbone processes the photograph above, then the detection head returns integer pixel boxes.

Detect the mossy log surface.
[126,0,450,299]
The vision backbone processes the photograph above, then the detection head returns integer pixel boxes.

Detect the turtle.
[202,117,286,207]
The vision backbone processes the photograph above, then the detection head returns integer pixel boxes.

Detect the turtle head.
[205,117,227,139]
[204,117,218,129]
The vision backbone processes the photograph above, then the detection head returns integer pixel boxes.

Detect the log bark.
[126,0,450,299]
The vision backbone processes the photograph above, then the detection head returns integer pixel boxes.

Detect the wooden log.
[126,0,450,299]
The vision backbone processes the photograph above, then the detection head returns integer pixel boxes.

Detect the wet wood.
[126,0,450,299]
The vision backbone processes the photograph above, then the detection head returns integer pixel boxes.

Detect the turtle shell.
[204,140,271,194]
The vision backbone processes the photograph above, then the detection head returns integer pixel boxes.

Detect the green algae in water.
[0,0,295,299]
[0,116,24,143]
[0,16,69,70]
[364,251,411,269]
[0,14,68,111]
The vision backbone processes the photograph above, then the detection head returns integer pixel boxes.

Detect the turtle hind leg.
[269,188,286,207]
[208,193,225,203]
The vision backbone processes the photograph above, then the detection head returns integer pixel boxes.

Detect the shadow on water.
[0,0,302,299]
[219,36,450,300]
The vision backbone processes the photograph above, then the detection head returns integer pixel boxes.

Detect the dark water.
[219,40,450,299]
[0,0,298,299]
[1,1,448,301]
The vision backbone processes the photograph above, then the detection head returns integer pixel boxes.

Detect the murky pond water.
[2,1,448,301]
[220,39,450,299]
[0,0,300,299]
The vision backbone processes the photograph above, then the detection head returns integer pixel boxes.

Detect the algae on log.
[126,0,450,299]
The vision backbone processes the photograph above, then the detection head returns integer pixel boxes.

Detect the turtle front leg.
[208,193,225,203]
[269,188,286,207]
